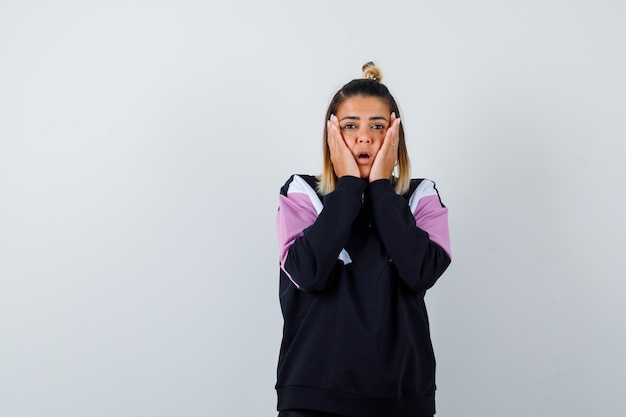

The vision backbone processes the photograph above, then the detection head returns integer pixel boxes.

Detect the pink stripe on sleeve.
[413,195,451,258]
[276,193,319,267]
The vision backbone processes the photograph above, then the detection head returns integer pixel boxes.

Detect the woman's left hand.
[369,112,401,182]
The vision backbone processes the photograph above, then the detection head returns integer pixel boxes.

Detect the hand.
[369,112,401,182]
[327,114,360,178]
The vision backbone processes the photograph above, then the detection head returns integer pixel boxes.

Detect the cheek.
[372,143,384,156]
[343,131,359,141]
[373,130,387,144]
[342,132,359,149]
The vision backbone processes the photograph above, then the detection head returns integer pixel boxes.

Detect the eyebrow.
[340,116,389,122]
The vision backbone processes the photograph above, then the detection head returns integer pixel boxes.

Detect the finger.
[331,115,345,145]
[393,115,401,131]
[385,113,395,147]
[386,115,401,148]
[328,115,359,178]
[328,116,348,156]
[328,115,339,139]
[327,115,339,146]
[384,124,395,148]
[328,114,349,153]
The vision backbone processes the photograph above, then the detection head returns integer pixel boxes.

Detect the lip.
[355,151,373,165]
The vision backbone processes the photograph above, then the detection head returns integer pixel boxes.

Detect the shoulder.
[280,174,320,197]
[404,178,447,209]
[278,175,324,215]
[400,178,442,198]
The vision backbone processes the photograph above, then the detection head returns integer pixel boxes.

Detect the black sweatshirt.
[276,175,451,417]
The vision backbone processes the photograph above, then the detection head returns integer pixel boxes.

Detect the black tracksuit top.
[276,175,451,417]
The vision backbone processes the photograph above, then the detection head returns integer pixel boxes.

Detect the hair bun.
[362,61,382,82]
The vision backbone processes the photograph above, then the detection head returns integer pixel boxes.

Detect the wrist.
[336,175,368,197]
[368,174,390,183]
[367,178,395,200]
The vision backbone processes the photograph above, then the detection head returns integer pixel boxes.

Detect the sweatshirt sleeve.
[367,178,451,292]
[276,175,367,292]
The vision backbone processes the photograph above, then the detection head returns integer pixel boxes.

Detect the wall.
[1,1,625,416]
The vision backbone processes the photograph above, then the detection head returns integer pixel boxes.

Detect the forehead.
[336,96,390,117]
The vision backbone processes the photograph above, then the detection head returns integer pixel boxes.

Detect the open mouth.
[356,152,372,164]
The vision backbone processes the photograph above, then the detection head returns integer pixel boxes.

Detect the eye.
[342,123,357,130]
[372,124,385,130]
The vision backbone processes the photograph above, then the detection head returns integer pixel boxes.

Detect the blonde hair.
[318,62,411,195]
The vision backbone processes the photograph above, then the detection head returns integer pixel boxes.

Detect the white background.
[1,1,625,416]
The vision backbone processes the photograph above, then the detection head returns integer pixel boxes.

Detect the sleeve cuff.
[367,178,395,201]
[336,176,368,198]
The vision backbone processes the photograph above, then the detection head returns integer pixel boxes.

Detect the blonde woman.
[276,62,452,417]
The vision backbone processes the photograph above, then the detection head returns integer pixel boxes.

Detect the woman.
[275,62,451,417]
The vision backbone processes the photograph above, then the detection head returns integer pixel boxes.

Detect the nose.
[358,130,371,143]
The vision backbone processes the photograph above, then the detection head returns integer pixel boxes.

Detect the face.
[335,96,391,179]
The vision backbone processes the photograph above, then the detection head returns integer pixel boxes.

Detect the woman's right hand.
[327,114,360,178]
